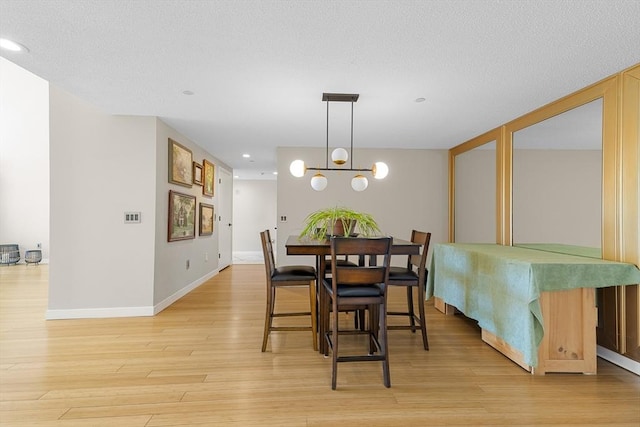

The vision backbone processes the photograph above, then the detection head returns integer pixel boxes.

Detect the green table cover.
[515,243,601,259]
[426,243,640,367]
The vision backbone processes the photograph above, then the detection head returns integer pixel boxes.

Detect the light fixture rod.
[350,100,354,169]
[326,98,329,169]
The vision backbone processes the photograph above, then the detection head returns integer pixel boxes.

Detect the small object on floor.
[25,249,42,265]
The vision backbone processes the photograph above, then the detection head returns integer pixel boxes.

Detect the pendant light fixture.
[289,93,389,191]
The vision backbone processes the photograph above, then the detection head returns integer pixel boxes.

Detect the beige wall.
[153,119,231,307]
[513,149,602,247]
[276,147,449,266]
[454,144,496,243]
[453,147,602,247]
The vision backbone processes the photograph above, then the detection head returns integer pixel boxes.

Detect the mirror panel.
[454,141,496,243]
[512,98,603,255]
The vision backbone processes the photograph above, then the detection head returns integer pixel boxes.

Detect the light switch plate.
[124,212,141,223]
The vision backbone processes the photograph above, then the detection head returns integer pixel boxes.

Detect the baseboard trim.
[45,269,220,320]
[233,251,263,264]
[597,345,640,376]
[46,306,154,319]
[153,269,219,314]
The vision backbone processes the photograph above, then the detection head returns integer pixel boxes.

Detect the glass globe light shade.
[331,148,348,165]
[372,161,389,179]
[351,174,368,192]
[289,159,306,177]
[310,173,328,191]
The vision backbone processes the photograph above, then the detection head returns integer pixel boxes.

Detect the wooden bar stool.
[388,230,431,350]
[260,230,317,352]
[320,236,392,389]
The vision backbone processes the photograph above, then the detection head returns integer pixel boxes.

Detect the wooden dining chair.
[260,229,318,352]
[320,236,392,389]
[323,254,366,331]
[387,230,431,350]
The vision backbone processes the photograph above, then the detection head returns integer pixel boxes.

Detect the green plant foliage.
[299,206,381,239]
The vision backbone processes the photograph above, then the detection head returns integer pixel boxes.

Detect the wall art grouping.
[168,191,215,241]
[167,138,216,242]
[168,138,215,196]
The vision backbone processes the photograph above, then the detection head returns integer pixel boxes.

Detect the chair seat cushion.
[325,259,359,270]
[272,265,316,281]
[323,278,383,297]
[388,266,418,281]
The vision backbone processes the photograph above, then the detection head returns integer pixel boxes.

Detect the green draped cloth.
[426,243,640,367]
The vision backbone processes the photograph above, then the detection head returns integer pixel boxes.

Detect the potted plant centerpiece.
[299,206,381,239]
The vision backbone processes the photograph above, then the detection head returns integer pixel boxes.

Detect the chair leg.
[309,280,318,351]
[368,304,378,355]
[351,309,366,331]
[358,309,366,331]
[379,300,391,388]
[261,285,275,352]
[331,300,339,390]
[418,284,429,351]
[406,286,416,332]
[320,284,329,356]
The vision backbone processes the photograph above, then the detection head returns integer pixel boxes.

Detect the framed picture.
[168,190,196,241]
[169,138,193,187]
[199,203,214,236]
[193,161,203,185]
[203,159,215,197]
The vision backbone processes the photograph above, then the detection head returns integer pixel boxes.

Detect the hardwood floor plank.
[1,264,638,426]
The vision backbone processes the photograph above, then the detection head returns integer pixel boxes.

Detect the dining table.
[285,234,421,353]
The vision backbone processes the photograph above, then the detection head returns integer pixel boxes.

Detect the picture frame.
[193,161,203,185]
[168,190,196,241]
[199,203,214,236]
[168,138,193,187]
[203,159,215,197]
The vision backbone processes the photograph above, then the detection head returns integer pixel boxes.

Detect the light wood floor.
[1,264,639,426]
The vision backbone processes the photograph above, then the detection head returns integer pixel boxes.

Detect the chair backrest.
[407,230,431,281]
[260,229,276,277]
[330,237,392,287]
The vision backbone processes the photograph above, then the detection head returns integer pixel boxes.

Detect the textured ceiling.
[1,0,639,179]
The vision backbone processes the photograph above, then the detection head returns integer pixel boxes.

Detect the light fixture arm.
[306,166,373,172]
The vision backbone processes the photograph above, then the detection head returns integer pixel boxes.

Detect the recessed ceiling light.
[273,171,278,175]
[234,175,240,179]
[415,97,426,103]
[242,154,250,158]
[182,90,194,95]
[0,38,29,53]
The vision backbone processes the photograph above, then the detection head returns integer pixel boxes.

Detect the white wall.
[47,86,234,317]
[0,57,49,260]
[48,85,157,317]
[4,58,234,318]
[232,179,277,257]
[276,147,449,266]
